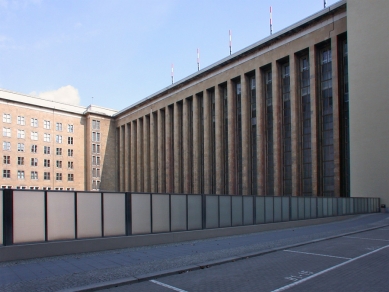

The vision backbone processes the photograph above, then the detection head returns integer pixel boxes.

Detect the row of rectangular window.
[2,170,74,181]
[0,186,75,191]
[2,143,74,156]
[3,156,74,168]
[2,115,74,132]
[2,129,74,144]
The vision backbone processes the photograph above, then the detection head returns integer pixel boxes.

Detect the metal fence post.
[3,189,13,246]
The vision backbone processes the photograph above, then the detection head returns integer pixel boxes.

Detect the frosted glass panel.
[265,197,274,223]
[77,192,102,239]
[243,197,254,225]
[132,194,151,234]
[188,195,202,230]
[317,198,323,217]
[311,198,317,218]
[256,197,265,224]
[291,197,298,220]
[206,196,218,229]
[298,197,304,220]
[219,196,231,227]
[103,193,126,237]
[273,197,282,222]
[304,198,311,219]
[171,195,186,231]
[328,198,333,216]
[47,191,75,241]
[14,191,45,244]
[152,194,170,233]
[0,191,2,245]
[232,196,242,226]
[323,198,328,216]
[282,197,289,222]
[332,198,338,216]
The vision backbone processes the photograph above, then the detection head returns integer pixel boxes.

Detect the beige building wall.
[348,0,389,205]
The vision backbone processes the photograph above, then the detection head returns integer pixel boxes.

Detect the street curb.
[62,223,389,292]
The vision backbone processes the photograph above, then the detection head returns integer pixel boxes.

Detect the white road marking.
[272,244,389,292]
[283,250,351,260]
[344,236,389,242]
[149,279,188,292]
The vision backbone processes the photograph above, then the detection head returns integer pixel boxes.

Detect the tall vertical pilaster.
[158,109,165,193]
[203,91,211,194]
[183,99,190,193]
[124,123,130,191]
[173,102,181,193]
[310,45,319,197]
[215,86,223,195]
[257,69,265,196]
[227,80,236,195]
[166,106,173,193]
[119,125,125,191]
[144,116,150,192]
[273,61,282,196]
[131,120,137,192]
[241,75,250,195]
[150,112,156,193]
[193,96,200,193]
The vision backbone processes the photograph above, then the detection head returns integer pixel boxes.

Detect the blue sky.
[0,0,340,111]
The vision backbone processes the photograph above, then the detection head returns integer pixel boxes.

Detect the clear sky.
[0,0,340,111]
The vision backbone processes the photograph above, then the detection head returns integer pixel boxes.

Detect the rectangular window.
[68,137,73,144]
[31,131,38,140]
[92,144,96,153]
[3,141,11,151]
[3,156,10,164]
[264,68,274,196]
[68,149,73,157]
[44,159,50,167]
[281,63,292,196]
[96,144,100,154]
[3,113,11,123]
[92,168,96,177]
[300,55,312,196]
[17,116,25,125]
[44,146,51,154]
[92,120,100,130]
[44,133,51,142]
[68,174,74,181]
[3,127,11,137]
[56,135,62,143]
[31,158,38,166]
[17,143,25,152]
[56,160,62,168]
[92,132,96,142]
[68,161,73,169]
[31,144,37,153]
[96,132,100,142]
[56,148,62,155]
[56,173,62,181]
[96,156,100,166]
[17,157,24,165]
[3,170,10,178]
[44,120,51,129]
[17,170,25,179]
[97,168,100,177]
[92,156,96,165]
[56,122,62,131]
[17,129,25,139]
[31,171,38,180]
[320,47,334,197]
[31,118,38,127]
[44,172,50,180]
[67,124,74,133]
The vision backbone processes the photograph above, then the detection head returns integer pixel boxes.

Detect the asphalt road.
[106,226,389,292]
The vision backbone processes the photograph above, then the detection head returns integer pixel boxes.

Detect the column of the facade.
[173,102,181,193]
[272,62,282,196]
[227,80,237,195]
[182,99,190,193]
[157,109,165,193]
[290,55,300,196]
[331,36,341,197]
[150,112,156,193]
[130,120,137,192]
[192,96,200,193]
[119,125,125,191]
[215,86,223,194]
[165,106,173,193]
[256,68,265,196]
[137,118,143,192]
[203,90,211,194]
[143,116,150,192]
[241,75,250,195]
[310,46,319,196]
[124,123,130,191]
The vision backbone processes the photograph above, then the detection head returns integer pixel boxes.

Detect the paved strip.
[271,244,389,292]
[283,250,351,260]
[343,236,389,242]
[149,280,188,292]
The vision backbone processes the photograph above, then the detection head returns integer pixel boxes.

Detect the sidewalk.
[1,213,388,292]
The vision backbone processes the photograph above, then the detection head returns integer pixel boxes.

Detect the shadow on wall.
[100,120,117,191]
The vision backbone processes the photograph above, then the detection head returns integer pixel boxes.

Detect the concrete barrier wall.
[0,189,381,247]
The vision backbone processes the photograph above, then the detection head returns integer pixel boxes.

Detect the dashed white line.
[149,279,188,292]
[272,244,389,292]
[283,250,351,260]
[344,236,389,242]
